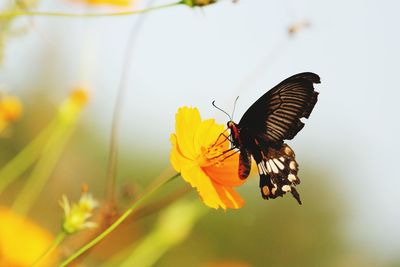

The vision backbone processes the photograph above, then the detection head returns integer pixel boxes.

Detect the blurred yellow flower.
[0,94,22,133]
[170,107,245,210]
[70,87,89,107]
[58,87,89,123]
[70,0,134,7]
[0,207,57,267]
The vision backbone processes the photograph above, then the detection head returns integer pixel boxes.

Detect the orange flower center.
[198,143,226,168]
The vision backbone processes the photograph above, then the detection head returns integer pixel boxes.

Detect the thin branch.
[104,0,157,218]
[0,1,182,19]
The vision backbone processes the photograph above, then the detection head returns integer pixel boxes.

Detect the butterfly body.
[226,72,320,204]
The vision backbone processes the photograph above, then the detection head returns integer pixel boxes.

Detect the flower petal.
[193,118,216,156]
[0,207,57,266]
[175,107,202,159]
[196,119,226,149]
[181,164,233,210]
[211,181,245,209]
[170,134,182,172]
[203,153,246,187]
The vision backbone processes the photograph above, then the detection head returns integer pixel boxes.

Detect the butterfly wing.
[257,144,302,204]
[237,72,320,204]
[238,72,320,143]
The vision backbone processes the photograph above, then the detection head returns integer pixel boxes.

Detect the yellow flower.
[0,94,22,133]
[70,0,134,7]
[0,95,22,121]
[0,207,57,266]
[170,107,245,210]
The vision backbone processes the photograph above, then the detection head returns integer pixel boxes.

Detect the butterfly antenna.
[212,100,232,120]
[231,96,239,121]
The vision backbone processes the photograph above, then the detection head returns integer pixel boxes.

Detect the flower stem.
[0,1,183,19]
[117,199,207,267]
[105,0,155,211]
[11,123,76,215]
[10,91,86,214]
[31,232,66,267]
[59,173,180,267]
[0,120,56,195]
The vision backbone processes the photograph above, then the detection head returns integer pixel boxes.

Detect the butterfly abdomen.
[238,149,251,179]
[227,122,253,180]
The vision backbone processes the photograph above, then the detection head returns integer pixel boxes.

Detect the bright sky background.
[2,0,400,262]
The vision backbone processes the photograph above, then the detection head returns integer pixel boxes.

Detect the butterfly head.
[227,120,236,129]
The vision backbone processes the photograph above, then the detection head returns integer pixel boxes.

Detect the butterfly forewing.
[239,72,320,143]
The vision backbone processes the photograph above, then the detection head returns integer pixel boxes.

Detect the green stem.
[0,120,57,195]
[117,200,207,267]
[11,123,76,215]
[105,0,155,209]
[59,173,180,267]
[31,232,67,267]
[0,1,183,19]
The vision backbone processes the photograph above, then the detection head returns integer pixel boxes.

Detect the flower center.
[198,144,226,167]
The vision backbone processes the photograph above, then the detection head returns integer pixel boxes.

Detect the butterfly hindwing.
[257,144,302,204]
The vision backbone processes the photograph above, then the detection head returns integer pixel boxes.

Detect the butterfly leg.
[212,130,230,147]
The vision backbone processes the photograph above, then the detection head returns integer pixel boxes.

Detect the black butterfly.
[226,72,320,204]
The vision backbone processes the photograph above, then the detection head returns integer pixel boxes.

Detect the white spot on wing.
[282,185,291,192]
[289,161,297,170]
[266,161,272,173]
[284,146,293,156]
[273,158,285,170]
[269,160,279,174]
[288,174,297,182]
[258,162,268,175]
[257,163,263,174]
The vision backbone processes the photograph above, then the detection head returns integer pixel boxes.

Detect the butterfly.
[225,72,320,204]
